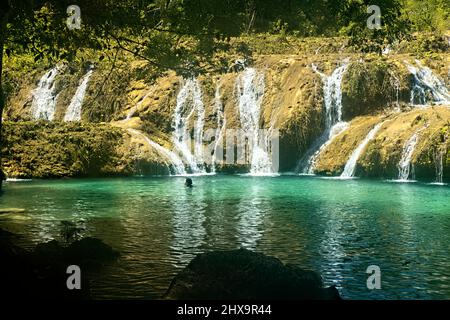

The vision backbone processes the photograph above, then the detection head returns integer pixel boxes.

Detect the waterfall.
[406,60,450,106]
[172,78,206,174]
[128,129,186,175]
[236,67,274,175]
[389,71,401,112]
[211,82,226,173]
[31,67,60,120]
[341,121,384,178]
[434,150,444,184]
[299,59,350,174]
[64,66,94,122]
[397,132,420,181]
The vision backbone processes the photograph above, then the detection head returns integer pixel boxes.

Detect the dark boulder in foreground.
[164,248,341,300]
[0,229,119,299]
[65,237,120,265]
[34,237,120,268]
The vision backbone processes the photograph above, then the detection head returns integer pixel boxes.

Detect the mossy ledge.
[1,121,169,179]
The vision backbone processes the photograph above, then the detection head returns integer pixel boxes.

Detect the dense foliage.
[3,1,449,68]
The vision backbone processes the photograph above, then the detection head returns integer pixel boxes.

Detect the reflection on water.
[170,185,207,267]
[237,181,268,250]
[0,176,450,299]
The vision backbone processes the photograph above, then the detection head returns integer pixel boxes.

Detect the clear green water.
[1,176,449,300]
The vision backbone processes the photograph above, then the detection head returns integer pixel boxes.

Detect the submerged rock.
[33,237,120,271]
[65,237,120,263]
[164,249,341,300]
[34,239,65,261]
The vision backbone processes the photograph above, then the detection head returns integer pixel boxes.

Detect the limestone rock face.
[315,107,450,180]
[164,248,341,300]
[2,48,449,181]
[341,60,412,120]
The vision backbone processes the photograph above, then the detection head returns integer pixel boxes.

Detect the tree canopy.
[3,0,449,68]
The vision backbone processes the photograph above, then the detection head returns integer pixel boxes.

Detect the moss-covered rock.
[1,121,169,178]
[341,57,411,119]
[314,115,384,176]
[314,107,450,181]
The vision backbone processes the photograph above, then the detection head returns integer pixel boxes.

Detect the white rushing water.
[172,78,206,174]
[390,71,401,112]
[128,129,186,175]
[397,132,420,181]
[434,150,444,184]
[236,67,274,175]
[31,67,60,120]
[406,60,450,106]
[299,59,350,174]
[64,66,94,122]
[341,121,384,178]
[211,82,226,173]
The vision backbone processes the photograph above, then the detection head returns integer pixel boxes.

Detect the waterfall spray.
[64,66,94,122]
[128,129,186,176]
[396,125,429,181]
[299,59,350,174]
[172,78,206,174]
[341,121,385,178]
[31,66,61,120]
[211,82,226,173]
[236,67,275,175]
[406,60,450,106]
[434,149,445,184]
[397,133,419,181]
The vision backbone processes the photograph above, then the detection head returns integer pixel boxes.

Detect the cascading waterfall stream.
[340,121,385,178]
[406,60,450,106]
[299,59,350,174]
[434,150,445,184]
[211,82,226,173]
[64,66,94,122]
[128,129,186,176]
[389,71,401,112]
[236,67,274,175]
[396,126,428,181]
[31,66,60,120]
[397,132,419,181]
[173,78,206,174]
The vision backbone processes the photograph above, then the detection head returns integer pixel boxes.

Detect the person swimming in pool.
[185,178,193,188]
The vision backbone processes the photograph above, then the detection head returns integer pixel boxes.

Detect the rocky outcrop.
[341,59,412,119]
[2,42,449,180]
[164,249,341,300]
[315,106,450,180]
[1,121,170,179]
